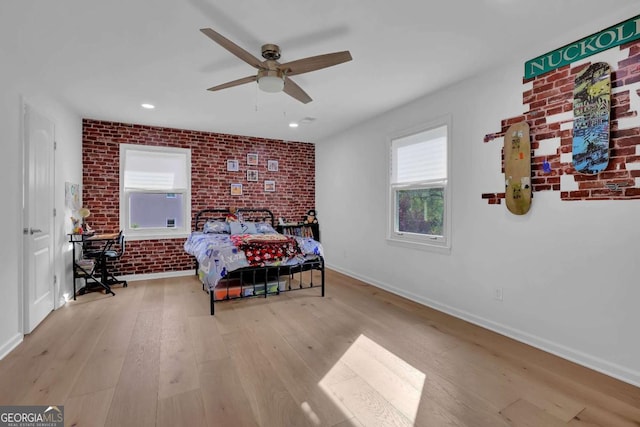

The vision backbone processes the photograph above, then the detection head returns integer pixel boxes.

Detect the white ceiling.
[1,1,638,142]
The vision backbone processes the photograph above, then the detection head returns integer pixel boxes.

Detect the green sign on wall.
[525,15,640,79]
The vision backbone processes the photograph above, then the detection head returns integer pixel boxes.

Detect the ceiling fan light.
[258,75,284,93]
[257,70,285,93]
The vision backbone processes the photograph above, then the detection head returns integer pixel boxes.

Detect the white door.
[23,104,55,333]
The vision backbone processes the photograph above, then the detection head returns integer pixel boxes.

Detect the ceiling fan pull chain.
[255,84,259,112]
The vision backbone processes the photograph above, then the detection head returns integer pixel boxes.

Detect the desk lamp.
[78,208,92,233]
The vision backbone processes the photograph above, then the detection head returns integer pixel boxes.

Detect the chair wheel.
[123,283,128,287]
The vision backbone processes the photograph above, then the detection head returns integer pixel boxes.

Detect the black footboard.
[208,256,325,315]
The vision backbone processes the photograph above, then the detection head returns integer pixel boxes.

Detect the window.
[120,144,191,240]
[388,118,451,251]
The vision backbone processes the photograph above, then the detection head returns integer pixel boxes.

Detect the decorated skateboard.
[504,122,531,215]
[572,62,611,174]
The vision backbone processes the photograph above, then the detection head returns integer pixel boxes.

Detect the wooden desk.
[85,232,119,241]
[69,233,118,298]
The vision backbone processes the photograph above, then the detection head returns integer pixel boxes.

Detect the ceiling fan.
[200,28,352,104]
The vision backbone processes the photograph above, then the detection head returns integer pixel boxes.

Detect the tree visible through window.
[397,187,444,236]
[389,120,450,250]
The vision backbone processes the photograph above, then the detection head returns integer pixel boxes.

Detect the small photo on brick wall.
[247,153,258,166]
[267,160,278,172]
[227,159,239,172]
[247,169,258,182]
[264,180,276,192]
[230,183,243,196]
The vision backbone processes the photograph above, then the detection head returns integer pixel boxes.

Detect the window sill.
[125,231,191,241]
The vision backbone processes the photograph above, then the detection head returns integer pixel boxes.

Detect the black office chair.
[103,231,128,287]
[81,236,113,294]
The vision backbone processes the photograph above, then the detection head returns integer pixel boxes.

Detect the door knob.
[30,228,42,235]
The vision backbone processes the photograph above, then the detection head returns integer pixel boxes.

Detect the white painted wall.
[316,53,640,385]
[0,49,82,358]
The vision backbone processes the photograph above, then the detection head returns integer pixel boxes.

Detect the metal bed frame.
[192,208,325,315]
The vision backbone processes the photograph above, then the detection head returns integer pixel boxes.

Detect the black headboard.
[193,208,275,231]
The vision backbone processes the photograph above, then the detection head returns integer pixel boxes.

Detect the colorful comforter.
[229,233,300,266]
[184,232,323,290]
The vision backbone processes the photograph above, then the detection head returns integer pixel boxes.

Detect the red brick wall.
[482,40,640,204]
[82,119,315,276]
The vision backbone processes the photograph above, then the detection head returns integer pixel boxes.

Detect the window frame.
[119,144,192,241]
[387,116,452,253]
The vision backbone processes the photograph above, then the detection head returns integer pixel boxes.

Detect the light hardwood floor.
[0,270,638,426]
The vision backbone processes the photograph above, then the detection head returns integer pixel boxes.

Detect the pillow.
[255,222,276,234]
[203,220,230,234]
[229,221,258,235]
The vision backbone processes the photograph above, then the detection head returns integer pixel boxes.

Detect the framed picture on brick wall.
[267,160,278,171]
[264,180,276,192]
[247,153,258,165]
[227,159,239,171]
[247,169,258,182]
[230,183,243,196]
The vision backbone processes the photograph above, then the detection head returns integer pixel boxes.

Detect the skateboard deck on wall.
[572,62,611,174]
[504,121,531,215]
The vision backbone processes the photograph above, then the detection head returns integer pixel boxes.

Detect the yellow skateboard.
[504,122,531,215]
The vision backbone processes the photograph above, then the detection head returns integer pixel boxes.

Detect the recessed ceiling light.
[141,103,155,109]
[289,122,299,128]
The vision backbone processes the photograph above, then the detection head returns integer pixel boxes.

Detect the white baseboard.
[0,333,23,361]
[119,269,195,282]
[326,263,640,388]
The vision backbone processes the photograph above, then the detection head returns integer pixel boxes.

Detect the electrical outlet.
[494,287,503,301]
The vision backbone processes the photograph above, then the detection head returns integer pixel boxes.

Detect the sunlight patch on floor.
[318,334,425,426]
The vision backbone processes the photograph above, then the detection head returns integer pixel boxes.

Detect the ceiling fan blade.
[207,75,257,91]
[200,28,263,69]
[280,51,352,77]
[283,77,312,104]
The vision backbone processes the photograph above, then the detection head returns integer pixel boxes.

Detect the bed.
[184,208,325,315]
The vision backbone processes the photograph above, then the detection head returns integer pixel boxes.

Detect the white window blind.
[123,149,189,190]
[392,126,447,184]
